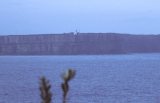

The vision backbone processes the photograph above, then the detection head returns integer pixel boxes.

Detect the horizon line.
[0,32,160,36]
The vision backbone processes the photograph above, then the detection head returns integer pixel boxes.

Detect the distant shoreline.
[0,33,160,55]
[0,32,160,36]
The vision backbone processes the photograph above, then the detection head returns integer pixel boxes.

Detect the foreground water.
[0,54,160,103]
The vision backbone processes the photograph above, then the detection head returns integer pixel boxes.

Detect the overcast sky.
[0,0,160,35]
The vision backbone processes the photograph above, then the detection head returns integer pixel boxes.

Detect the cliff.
[0,33,160,55]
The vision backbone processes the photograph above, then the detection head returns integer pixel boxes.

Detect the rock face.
[0,33,160,55]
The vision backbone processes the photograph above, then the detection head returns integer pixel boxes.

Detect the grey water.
[0,54,160,103]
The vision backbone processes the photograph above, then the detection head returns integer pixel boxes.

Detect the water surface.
[0,54,160,103]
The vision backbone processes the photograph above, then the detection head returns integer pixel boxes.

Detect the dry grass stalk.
[61,69,76,103]
[39,77,52,103]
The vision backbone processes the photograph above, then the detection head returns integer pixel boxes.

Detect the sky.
[0,0,160,35]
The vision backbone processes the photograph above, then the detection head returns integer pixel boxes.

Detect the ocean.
[0,54,160,103]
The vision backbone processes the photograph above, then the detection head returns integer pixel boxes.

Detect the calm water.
[0,54,160,103]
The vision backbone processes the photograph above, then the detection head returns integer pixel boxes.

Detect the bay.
[0,54,160,103]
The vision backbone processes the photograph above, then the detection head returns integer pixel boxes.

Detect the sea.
[0,54,160,103]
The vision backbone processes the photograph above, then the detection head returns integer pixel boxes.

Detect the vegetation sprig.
[61,69,76,103]
[39,77,52,103]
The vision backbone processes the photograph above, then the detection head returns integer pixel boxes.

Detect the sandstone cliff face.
[0,33,160,55]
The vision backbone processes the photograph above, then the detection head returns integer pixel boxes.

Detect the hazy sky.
[0,0,160,35]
